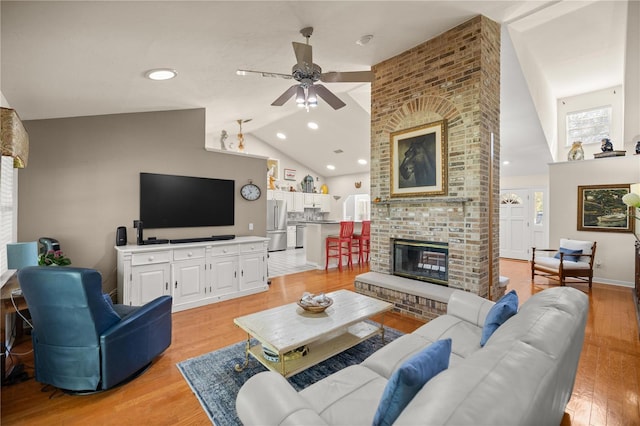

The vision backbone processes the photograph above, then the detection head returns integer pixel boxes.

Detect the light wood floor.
[1,259,639,425]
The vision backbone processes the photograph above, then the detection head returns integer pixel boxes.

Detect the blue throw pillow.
[480,290,518,347]
[373,339,451,426]
[553,247,583,262]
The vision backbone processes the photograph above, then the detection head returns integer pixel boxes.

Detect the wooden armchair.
[531,238,597,288]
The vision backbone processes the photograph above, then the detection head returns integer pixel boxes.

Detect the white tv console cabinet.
[115,236,269,312]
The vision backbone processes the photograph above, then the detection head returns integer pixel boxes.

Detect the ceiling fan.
[236,27,373,110]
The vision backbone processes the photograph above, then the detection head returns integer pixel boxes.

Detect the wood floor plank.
[2,260,640,425]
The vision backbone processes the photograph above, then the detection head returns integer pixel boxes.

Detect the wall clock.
[240,182,261,201]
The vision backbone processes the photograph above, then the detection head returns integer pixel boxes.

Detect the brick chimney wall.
[369,15,501,298]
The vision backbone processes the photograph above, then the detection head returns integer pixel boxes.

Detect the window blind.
[0,156,17,276]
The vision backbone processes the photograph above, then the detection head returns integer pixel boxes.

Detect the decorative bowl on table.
[297,292,333,313]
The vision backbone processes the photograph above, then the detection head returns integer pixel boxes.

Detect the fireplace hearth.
[392,239,449,286]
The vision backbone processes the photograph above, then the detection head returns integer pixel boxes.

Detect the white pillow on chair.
[559,238,593,263]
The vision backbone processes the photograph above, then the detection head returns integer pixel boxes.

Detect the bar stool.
[325,221,354,270]
[352,220,371,264]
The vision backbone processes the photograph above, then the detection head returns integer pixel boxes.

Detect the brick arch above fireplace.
[381,95,464,135]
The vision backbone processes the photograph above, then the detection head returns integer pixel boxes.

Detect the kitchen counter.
[288,220,340,225]
[306,222,362,269]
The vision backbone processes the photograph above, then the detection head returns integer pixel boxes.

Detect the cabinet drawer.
[173,247,206,261]
[131,251,170,266]
[240,242,267,253]
[209,244,239,256]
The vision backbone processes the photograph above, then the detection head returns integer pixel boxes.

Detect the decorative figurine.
[567,141,584,161]
[635,140,640,155]
[219,130,228,150]
[600,138,613,152]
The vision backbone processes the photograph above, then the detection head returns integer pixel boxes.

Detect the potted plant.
[38,250,72,266]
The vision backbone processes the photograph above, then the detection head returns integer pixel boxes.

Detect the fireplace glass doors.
[392,239,448,286]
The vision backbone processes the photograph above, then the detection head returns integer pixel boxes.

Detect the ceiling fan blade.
[314,84,346,110]
[292,42,313,67]
[320,70,373,83]
[237,69,293,80]
[271,85,299,106]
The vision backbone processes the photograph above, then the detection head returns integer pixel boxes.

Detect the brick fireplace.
[354,15,502,319]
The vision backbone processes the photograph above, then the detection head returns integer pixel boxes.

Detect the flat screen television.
[140,172,234,228]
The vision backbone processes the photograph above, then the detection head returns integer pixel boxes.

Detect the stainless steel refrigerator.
[267,199,287,252]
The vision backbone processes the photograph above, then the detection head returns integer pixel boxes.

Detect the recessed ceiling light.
[503,160,510,165]
[276,132,286,140]
[358,159,368,165]
[145,68,177,81]
[326,165,336,170]
[307,122,319,130]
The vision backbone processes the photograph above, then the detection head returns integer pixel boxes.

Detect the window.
[534,191,544,225]
[566,106,612,146]
[0,156,17,279]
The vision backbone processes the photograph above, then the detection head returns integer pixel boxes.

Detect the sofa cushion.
[412,315,483,361]
[362,334,432,379]
[480,290,518,347]
[299,365,387,425]
[372,339,452,426]
[554,247,583,262]
[534,257,591,270]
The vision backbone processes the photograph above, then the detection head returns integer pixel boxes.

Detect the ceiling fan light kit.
[237,27,373,110]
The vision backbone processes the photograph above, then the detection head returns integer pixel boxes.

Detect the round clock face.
[240,183,261,201]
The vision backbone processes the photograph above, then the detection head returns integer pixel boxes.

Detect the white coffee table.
[233,289,393,378]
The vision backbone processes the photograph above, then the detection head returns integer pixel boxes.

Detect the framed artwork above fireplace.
[390,119,447,198]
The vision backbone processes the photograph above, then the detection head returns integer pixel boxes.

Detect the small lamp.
[7,242,38,270]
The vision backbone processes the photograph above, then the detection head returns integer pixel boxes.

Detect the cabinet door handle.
[148,256,154,261]
[234,271,237,278]
[175,281,178,289]
[165,282,168,291]
[188,252,193,257]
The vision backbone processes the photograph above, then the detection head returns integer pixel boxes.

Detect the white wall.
[624,0,640,150]
[325,172,370,220]
[549,155,640,287]
[557,86,624,160]
[206,133,328,193]
[501,174,549,190]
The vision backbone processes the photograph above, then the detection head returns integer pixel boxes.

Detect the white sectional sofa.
[236,286,588,425]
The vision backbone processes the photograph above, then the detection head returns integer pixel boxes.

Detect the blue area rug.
[177,325,403,425]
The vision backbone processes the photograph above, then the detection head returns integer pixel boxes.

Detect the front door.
[500,189,530,260]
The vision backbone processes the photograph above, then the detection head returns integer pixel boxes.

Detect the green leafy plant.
[38,250,72,266]
[623,193,640,221]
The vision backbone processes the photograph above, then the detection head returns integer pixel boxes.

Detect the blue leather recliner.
[17,266,172,392]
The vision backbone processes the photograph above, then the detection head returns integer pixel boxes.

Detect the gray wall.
[19,108,267,292]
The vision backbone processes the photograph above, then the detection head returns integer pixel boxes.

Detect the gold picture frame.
[577,184,634,233]
[390,120,447,197]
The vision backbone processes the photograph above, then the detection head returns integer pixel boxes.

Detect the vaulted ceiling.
[0,1,629,178]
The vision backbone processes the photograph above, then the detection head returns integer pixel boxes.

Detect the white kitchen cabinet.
[267,190,285,201]
[116,237,269,312]
[292,192,304,212]
[303,193,315,207]
[129,262,170,307]
[239,242,266,291]
[172,258,206,307]
[287,225,296,248]
[171,247,206,308]
[209,255,238,297]
[320,194,331,213]
[284,191,294,212]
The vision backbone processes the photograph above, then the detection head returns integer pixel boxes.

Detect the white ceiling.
[0,1,628,178]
